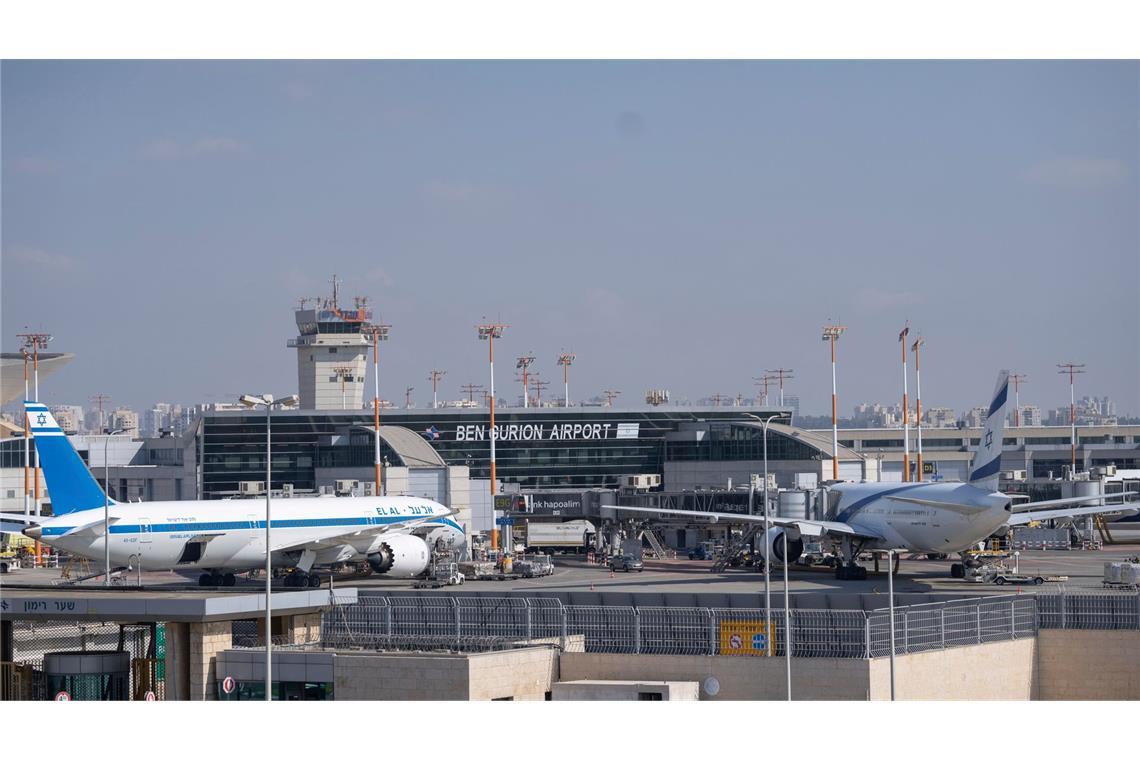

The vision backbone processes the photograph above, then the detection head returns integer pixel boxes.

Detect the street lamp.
[102,428,125,586]
[237,392,299,702]
[880,548,897,700]
[743,411,790,654]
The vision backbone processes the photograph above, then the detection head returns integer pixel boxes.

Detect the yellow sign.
[719,620,772,656]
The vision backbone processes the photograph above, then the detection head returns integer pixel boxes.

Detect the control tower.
[289,276,374,410]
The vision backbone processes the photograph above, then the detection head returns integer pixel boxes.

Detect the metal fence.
[320,594,1038,659]
[1036,590,1140,630]
[3,620,166,701]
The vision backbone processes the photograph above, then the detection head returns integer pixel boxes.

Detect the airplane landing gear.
[834,537,869,581]
[284,571,322,588]
[198,571,235,587]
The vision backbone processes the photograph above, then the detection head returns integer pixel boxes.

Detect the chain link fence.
[320,594,1037,659]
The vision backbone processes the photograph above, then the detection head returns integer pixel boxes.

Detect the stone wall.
[560,652,872,700]
[866,638,1037,700]
[1037,629,1140,700]
[188,621,232,701]
[333,646,558,700]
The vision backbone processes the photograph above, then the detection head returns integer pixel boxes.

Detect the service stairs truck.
[524,519,595,554]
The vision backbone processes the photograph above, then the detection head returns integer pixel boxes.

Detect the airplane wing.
[885,495,991,516]
[61,516,120,538]
[608,504,882,540]
[1008,492,1137,513]
[1007,504,1137,526]
[269,509,460,553]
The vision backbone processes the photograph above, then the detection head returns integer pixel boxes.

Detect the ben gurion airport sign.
[451,422,641,442]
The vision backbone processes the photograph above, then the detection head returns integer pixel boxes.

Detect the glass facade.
[664,423,823,462]
[199,408,774,497]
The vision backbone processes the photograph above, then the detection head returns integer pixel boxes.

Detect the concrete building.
[289,277,374,411]
[48,405,84,434]
[1016,405,1043,427]
[110,408,139,438]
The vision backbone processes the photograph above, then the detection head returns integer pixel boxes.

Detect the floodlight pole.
[821,324,847,480]
[103,429,125,586]
[783,531,791,701]
[912,336,925,481]
[887,549,896,700]
[478,323,509,550]
[899,324,910,482]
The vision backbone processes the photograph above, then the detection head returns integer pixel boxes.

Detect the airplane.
[612,371,1137,580]
[4,402,466,587]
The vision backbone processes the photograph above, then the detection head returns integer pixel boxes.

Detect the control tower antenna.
[821,322,848,481]
[1009,373,1028,428]
[461,383,483,404]
[557,352,576,408]
[1057,362,1086,476]
[516,354,536,408]
[428,369,447,409]
[603,389,621,407]
[765,368,795,407]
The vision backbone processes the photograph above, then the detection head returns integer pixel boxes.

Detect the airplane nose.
[23,525,42,540]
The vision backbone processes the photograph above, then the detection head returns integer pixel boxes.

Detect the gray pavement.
[5,541,1138,599]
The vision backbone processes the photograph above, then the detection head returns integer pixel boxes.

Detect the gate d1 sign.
[719,620,772,656]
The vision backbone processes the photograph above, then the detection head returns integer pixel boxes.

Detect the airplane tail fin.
[967,371,1009,492]
[25,401,114,515]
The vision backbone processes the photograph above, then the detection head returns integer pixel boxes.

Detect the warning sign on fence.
[719,620,772,656]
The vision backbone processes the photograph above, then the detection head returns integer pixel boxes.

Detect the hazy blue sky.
[3,61,1137,416]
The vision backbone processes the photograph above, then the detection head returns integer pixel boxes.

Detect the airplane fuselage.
[30,496,463,572]
[827,481,1011,553]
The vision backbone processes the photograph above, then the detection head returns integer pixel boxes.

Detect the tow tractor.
[413,551,465,588]
[985,569,1068,586]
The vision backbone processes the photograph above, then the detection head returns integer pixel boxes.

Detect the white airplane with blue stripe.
[6,403,465,587]
[615,371,1136,580]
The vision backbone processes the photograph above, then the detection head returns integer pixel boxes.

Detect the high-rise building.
[146,403,173,437]
[1016,405,1042,427]
[924,406,957,428]
[962,406,988,428]
[783,394,801,415]
[110,407,140,438]
[289,276,375,410]
[49,404,84,434]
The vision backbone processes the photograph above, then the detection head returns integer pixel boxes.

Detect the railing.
[319,594,1037,659]
[1036,589,1140,630]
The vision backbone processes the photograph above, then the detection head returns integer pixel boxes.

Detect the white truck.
[524,519,594,554]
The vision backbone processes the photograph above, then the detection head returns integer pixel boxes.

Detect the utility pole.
[603,389,621,407]
[532,376,549,406]
[90,394,112,433]
[428,369,446,409]
[766,368,795,407]
[911,335,925,481]
[1057,363,1086,476]
[753,375,775,406]
[516,354,535,408]
[1009,373,1028,428]
[821,323,847,481]
[557,352,575,408]
[461,383,483,404]
[899,323,910,482]
[710,393,725,407]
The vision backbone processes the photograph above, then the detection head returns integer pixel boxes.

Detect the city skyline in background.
[3,61,1137,418]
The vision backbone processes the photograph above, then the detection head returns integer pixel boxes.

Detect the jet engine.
[757,527,803,564]
[366,533,431,577]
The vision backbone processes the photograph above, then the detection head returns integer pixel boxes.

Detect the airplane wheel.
[198,573,215,587]
[950,563,965,579]
[855,566,868,581]
[222,573,236,587]
[835,565,848,581]
[308,574,321,588]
